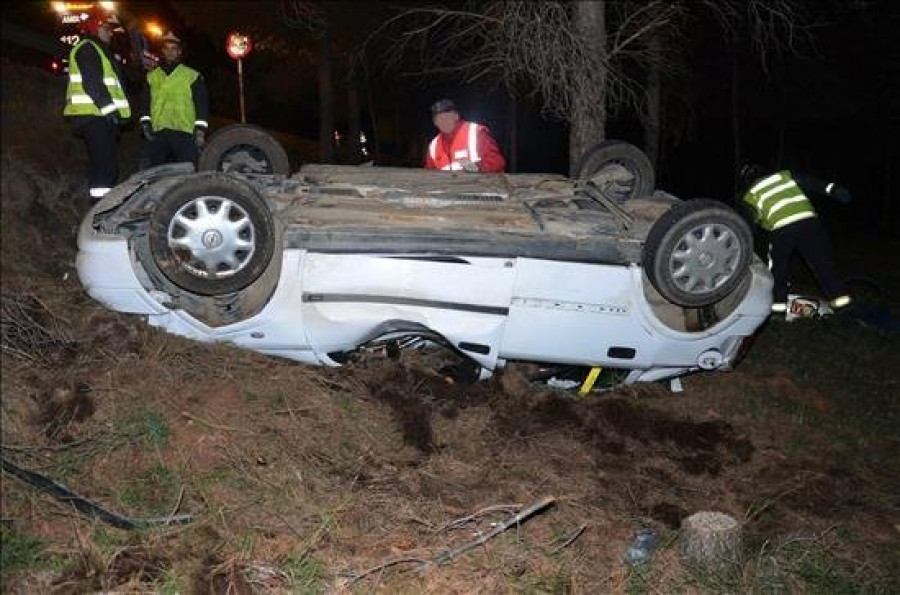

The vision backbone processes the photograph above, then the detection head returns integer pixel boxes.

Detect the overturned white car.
[77,136,772,387]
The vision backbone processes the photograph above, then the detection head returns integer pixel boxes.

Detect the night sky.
[3,1,898,233]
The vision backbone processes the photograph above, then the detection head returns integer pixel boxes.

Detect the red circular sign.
[226,32,252,59]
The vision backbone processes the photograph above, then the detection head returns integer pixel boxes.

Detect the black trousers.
[769,217,846,304]
[140,129,198,169]
[75,117,119,202]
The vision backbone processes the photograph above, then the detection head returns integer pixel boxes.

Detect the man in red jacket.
[424,99,506,173]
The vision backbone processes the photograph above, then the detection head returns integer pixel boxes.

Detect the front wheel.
[147,173,276,296]
[643,199,753,308]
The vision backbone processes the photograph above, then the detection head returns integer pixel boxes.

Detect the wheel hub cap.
[166,195,256,280]
[668,223,741,294]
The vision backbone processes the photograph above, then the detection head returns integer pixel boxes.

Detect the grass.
[282,552,327,593]
[723,316,900,464]
[143,410,171,447]
[53,450,86,480]
[5,306,897,594]
[116,463,181,516]
[158,569,192,595]
[521,566,572,594]
[235,533,256,559]
[90,525,128,552]
[623,528,900,595]
[738,533,875,594]
[0,527,44,575]
[625,562,655,594]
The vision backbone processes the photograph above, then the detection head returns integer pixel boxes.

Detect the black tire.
[574,140,654,203]
[198,123,291,175]
[148,173,276,296]
[643,199,753,308]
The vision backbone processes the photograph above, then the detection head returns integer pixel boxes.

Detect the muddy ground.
[2,61,899,593]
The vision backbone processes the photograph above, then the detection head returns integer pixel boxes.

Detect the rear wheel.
[575,140,654,203]
[198,124,291,175]
[148,173,276,296]
[643,199,752,308]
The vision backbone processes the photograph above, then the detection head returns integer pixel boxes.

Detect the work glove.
[194,126,206,149]
[831,185,852,204]
[105,112,119,127]
[141,121,154,142]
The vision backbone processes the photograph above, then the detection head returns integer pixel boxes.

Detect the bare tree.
[713,0,814,190]
[281,1,335,162]
[628,0,815,186]
[282,1,382,164]
[366,1,678,175]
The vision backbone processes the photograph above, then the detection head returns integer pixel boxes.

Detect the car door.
[299,252,517,370]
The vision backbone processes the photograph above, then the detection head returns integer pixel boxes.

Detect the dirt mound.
[488,388,754,475]
[1,153,82,280]
[353,355,754,481]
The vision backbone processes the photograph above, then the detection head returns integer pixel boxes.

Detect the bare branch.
[548,524,588,554]
[279,0,325,32]
[702,0,816,71]
[435,503,522,532]
[425,496,556,568]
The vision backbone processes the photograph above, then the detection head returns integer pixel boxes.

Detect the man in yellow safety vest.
[137,31,209,169]
[739,164,853,319]
[63,7,131,204]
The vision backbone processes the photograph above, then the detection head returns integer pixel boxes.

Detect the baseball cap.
[160,31,183,45]
[430,99,458,116]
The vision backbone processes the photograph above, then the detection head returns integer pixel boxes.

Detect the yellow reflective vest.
[742,170,816,231]
[64,39,131,118]
[146,64,199,133]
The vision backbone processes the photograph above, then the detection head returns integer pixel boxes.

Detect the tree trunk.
[507,89,518,173]
[347,79,361,163]
[568,1,606,177]
[730,41,742,194]
[679,511,743,573]
[317,23,335,163]
[643,33,662,172]
[363,65,382,164]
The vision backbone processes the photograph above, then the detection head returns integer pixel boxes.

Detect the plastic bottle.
[624,528,661,566]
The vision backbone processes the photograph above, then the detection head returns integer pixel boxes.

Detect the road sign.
[226,32,252,123]
[226,32,252,60]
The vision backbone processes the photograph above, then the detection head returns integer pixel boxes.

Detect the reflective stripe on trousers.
[830,295,852,309]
